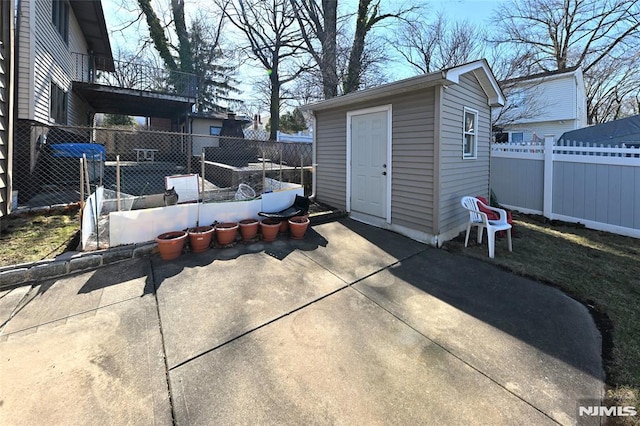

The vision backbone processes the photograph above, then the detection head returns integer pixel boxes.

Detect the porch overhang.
[70,0,114,72]
[73,82,195,119]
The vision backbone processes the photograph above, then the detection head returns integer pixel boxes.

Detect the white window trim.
[463,106,478,159]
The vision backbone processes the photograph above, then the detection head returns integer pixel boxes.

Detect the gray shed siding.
[389,90,435,233]
[314,90,436,234]
[315,108,348,210]
[439,73,491,234]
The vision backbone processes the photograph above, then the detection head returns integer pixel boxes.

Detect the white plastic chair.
[460,196,512,258]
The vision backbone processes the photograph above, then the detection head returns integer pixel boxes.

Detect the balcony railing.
[71,52,197,99]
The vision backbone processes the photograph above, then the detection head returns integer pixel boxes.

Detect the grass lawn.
[0,208,80,267]
[445,213,639,421]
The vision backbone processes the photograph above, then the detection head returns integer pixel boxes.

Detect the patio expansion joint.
[148,259,178,426]
[167,281,351,372]
[348,275,562,425]
[166,248,431,372]
[0,285,38,334]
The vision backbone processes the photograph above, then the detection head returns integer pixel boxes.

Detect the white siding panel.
[504,74,578,124]
[33,0,89,125]
[504,120,580,141]
[17,0,34,119]
[439,73,491,233]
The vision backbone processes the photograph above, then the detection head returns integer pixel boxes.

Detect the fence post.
[116,155,121,211]
[543,135,554,219]
[80,158,85,205]
[200,152,205,198]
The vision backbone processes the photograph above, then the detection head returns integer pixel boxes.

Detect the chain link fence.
[13,122,313,209]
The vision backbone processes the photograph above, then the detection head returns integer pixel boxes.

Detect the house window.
[52,0,69,43]
[210,126,222,136]
[510,132,524,143]
[463,107,478,159]
[50,83,68,124]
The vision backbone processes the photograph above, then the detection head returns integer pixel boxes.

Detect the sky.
[101,0,507,112]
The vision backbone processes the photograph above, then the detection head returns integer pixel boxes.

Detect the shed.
[303,59,504,246]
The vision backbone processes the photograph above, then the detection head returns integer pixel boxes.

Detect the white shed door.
[350,110,388,219]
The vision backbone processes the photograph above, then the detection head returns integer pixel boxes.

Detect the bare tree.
[290,0,339,98]
[492,78,547,131]
[487,44,549,130]
[134,0,241,109]
[343,0,418,94]
[393,13,485,74]
[492,0,640,72]
[223,0,308,139]
[137,0,190,73]
[585,52,640,123]
[491,0,640,123]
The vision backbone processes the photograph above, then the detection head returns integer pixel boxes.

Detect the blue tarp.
[47,143,106,160]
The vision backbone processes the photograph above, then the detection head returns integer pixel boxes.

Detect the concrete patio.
[0,218,603,425]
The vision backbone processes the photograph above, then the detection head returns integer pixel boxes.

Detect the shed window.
[50,83,68,124]
[52,0,69,43]
[463,107,478,159]
[210,126,222,136]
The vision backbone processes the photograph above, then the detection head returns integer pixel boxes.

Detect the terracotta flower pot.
[156,231,188,260]
[239,218,259,242]
[288,216,310,240]
[260,218,281,242]
[215,222,239,246]
[188,225,214,253]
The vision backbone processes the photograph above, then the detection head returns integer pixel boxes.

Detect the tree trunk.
[170,0,193,73]
[321,0,338,98]
[137,0,177,71]
[343,0,371,94]
[269,72,280,141]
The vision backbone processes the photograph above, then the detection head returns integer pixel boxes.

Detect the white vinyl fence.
[491,136,640,238]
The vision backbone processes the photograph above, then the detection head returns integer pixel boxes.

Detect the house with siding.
[16,0,115,128]
[303,59,504,246]
[14,0,195,203]
[1,0,15,218]
[494,67,587,143]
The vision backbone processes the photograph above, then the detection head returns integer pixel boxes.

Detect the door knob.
[382,163,387,168]
[382,171,387,176]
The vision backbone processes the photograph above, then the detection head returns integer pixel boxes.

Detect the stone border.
[0,243,157,289]
[9,202,81,217]
[0,209,347,290]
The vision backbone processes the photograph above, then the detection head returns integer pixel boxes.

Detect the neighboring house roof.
[559,115,640,146]
[188,112,252,126]
[188,112,228,120]
[70,0,114,72]
[500,66,580,85]
[303,59,505,111]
